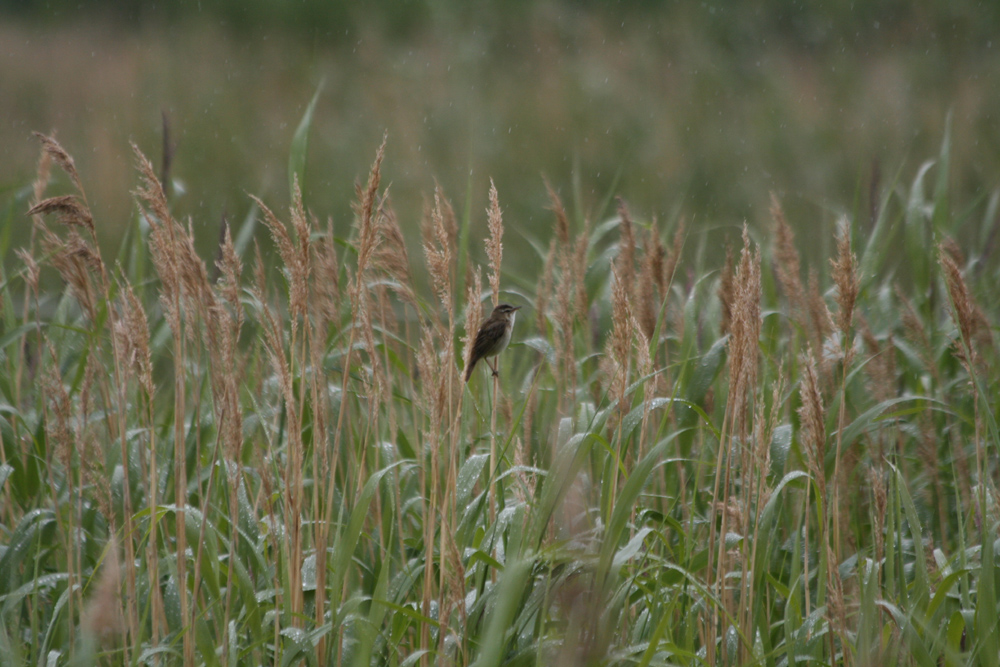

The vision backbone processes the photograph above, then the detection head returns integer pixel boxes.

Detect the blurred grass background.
[2,0,999,266]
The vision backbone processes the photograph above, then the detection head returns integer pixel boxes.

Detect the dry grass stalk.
[114,282,154,397]
[252,185,309,329]
[115,277,167,643]
[27,195,94,234]
[314,219,341,323]
[131,141,191,662]
[831,220,860,343]
[709,226,761,659]
[334,136,388,476]
[416,325,444,660]
[608,266,634,421]
[939,242,981,368]
[355,133,388,284]
[633,316,654,460]
[39,228,101,324]
[744,370,782,621]
[616,198,637,308]
[216,220,245,329]
[727,226,762,440]
[463,267,484,376]
[41,343,73,473]
[547,182,578,400]
[829,224,861,561]
[797,346,825,633]
[33,132,87,202]
[770,193,806,325]
[487,179,505,307]
[350,140,390,407]
[798,347,827,499]
[424,187,456,321]
[938,241,989,527]
[374,201,417,308]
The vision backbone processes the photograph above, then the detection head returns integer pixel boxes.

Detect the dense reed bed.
[1,128,998,667]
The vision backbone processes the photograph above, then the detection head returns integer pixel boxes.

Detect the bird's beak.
[512,305,523,311]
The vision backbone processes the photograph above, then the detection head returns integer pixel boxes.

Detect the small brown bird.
[464,303,522,382]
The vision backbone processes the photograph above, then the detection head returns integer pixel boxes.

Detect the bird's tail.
[464,360,476,382]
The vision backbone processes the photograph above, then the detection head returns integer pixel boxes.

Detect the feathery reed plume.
[770,193,806,324]
[616,198,637,306]
[831,220,860,342]
[829,221,860,565]
[708,225,761,661]
[608,267,634,420]
[547,180,577,397]
[27,195,94,234]
[939,242,979,367]
[251,184,309,329]
[314,219,341,323]
[799,347,826,498]
[487,179,505,307]
[114,276,166,642]
[344,134,388,405]
[39,229,101,324]
[463,267,484,375]
[33,132,87,202]
[633,314,654,459]
[216,220,244,331]
[114,282,154,397]
[82,548,125,641]
[938,241,990,523]
[796,345,824,637]
[374,199,417,307]
[941,237,965,266]
[131,142,191,663]
[424,187,455,319]
[727,225,762,439]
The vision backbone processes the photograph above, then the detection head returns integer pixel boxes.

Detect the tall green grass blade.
[288,82,324,200]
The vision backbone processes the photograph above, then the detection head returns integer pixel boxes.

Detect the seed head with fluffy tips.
[464,303,521,382]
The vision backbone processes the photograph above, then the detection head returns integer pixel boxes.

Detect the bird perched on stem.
[464,303,521,382]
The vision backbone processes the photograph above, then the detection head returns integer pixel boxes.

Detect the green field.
[1,118,999,665]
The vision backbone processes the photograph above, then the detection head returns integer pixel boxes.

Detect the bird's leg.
[488,358,499,377]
